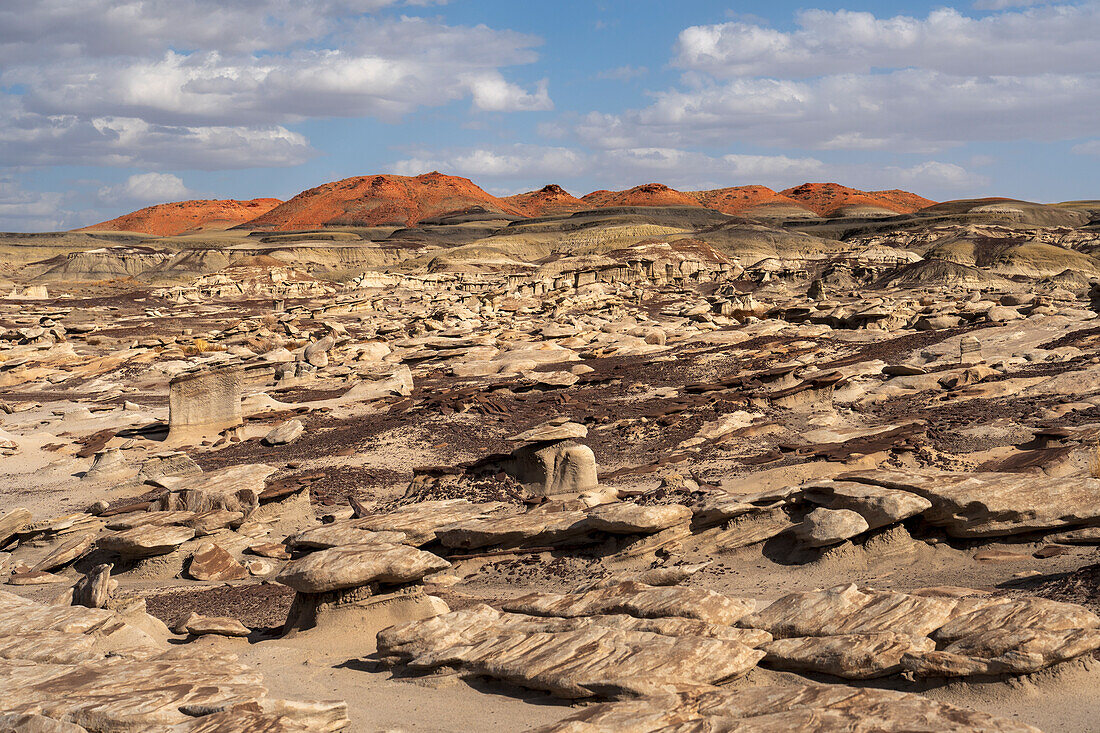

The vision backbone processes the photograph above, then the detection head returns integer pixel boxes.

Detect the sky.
[1,0,1098,231]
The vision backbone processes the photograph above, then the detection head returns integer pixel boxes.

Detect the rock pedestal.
[506,419,599,498]
[510,441,598,498]
[276,542,450,636]
[167,366,243,442]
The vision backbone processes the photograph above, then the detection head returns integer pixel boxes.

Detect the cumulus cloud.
[0,100,315,170]
[673,5,1100,77]
[884,161,990,190]
[0,178,76,232]
[393,145,583,178]
[543,4,1089,158]
[391,144,828,191]
[568,4,1100,155]
[1,6,549,169]
[390,143,985,199]
[973,0,1051,9]
[97,173,192,204]
[0,0,447,62]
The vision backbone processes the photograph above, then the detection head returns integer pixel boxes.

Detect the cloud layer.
[0,4,548,171]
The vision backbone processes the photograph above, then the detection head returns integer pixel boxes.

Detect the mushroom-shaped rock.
[803,481,932,530]
[304,335,335,367]
[98,524,195,558]
[276,542,450,594]
[794,508,869,548]
[509,441,598,497]
[510,418,588,443]
[587,502,691,534]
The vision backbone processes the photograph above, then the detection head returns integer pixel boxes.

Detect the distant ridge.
[78,198,282,237]
[74,175,940,235]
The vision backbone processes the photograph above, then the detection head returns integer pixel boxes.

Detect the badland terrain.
[2,172,1100,731]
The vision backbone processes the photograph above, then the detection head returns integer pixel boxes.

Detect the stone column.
[167,365,243,442]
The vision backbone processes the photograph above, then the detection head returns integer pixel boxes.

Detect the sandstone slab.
[275,542,449,594]
[527,684,1041,732]
[503,580,754,626]
[98,524,196,558]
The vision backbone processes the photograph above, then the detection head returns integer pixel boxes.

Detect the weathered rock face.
[263,418,304,445]
[288,522,407,551]
[587,502,691,534]
[0,508,31,547]
[304,335,335,367]
[762,632,936,679]
[740,584,988,639]
[32,531,95,571]
[378,605,764,699]
[352,500,515,546]
[503,581,755,626]
[275,542,450,594]
[802,480,933,529]
[509,419,588,443]
[0,590,349,731]
[527,684,1042,732]
[793,507,870,547]
[934,597,1100,644]
[509,441,598,497]
[98,524,196,558]
[176,611,251,638]
[906,627,1100,677]
[842,468,1100,537]
[436,509,591,550]
[737,583,1100,680]
[167,366,243,442]
[152,463,275,514]
[187,542,248,581]
[72,563,113,609]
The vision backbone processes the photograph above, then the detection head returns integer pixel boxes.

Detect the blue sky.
[1,0,1098,230]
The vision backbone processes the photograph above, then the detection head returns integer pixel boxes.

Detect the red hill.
[687,185,815,217]
[582,183,703,209]
[77,198,282,237]
[502,185,588,217]
[870,189,939,213]
[243,172,524,230]
[780,183,934,217]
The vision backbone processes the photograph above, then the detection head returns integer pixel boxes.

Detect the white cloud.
[390,144,828,190]
[390,143,986,200]
[97,173,192,204]
[463,75,552,113]
[0,177,75,232]
[393,145,583,178]
[0,8,548,169]
[0,0,442,62]
[973,0,1051,9]
[9,19,547,126]
[885,161,990,190]
[673,5,1100,78]
[0,100,315,170]
[1072,140,1100,155]
[573,70,1099,152]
